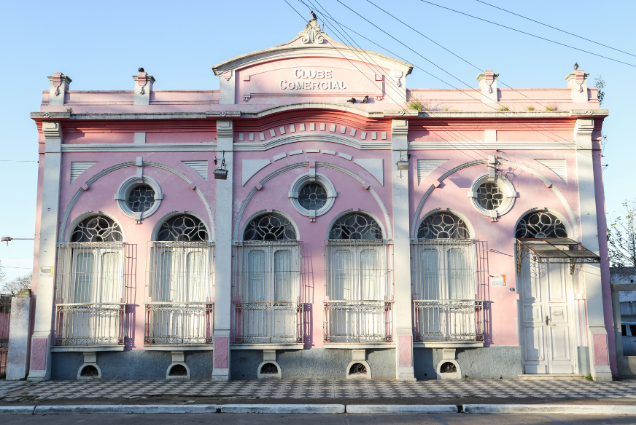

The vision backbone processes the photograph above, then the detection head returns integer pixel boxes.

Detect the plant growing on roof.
[595,75,606,107]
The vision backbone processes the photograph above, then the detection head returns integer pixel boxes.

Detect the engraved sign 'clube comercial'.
[279,68,347,90]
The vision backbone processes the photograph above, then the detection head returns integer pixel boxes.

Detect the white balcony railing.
[413,299,484,343]
[323,300,393,344]
[54,303,125,346]
[233,302,303,344]
[144,302,214,346]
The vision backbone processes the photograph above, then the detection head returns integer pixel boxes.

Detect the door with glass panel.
[516,211,576,374]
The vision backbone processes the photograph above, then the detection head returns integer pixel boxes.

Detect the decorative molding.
[417,160,447,185]
[408,141,577,150]
[535,159,567,184]
[288,173,337,222]
[70,162,97,183]
[242,159,271,186]
[183,160,209,181]
[300,12,326,45]
[234,133,391,152]
[61,143,218,153]
[354,158,384,186]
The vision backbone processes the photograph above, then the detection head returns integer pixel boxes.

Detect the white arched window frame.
[324,212,393,344]
[412,211,482,345]
[55,214,127,347]
[146,214,214,347]
[234,212,303,346]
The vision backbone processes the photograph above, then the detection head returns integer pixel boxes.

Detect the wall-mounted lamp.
[214,150,228,180]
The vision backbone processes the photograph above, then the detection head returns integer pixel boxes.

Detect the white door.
[520,258,576,374]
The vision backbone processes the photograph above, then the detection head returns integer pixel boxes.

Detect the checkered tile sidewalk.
[5,379,636,400]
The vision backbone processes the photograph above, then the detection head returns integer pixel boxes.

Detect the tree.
[0,273,32,295]
[608,200,636,267]
[0,262,5,290]
[595,75,606,107]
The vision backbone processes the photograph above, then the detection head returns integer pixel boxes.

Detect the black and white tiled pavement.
[5,379,636,400]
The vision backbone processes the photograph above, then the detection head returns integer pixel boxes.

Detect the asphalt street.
[2,413,636,425]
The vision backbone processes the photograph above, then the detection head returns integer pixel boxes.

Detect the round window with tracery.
[298,182,328,211]
[476,182,503,210]
[128,184,156,213]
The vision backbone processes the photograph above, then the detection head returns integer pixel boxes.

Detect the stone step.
[518,374,585,380]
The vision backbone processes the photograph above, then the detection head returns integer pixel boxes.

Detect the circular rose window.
[128,184,156,213]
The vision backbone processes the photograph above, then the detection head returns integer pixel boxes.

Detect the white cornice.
[61,143,218,153]
[408,141,576,150]
[234,133,391,151]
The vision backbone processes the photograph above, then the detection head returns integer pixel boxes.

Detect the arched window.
[147,214,213,346]
[243,213,297,241]
[235,213,300,345]
[157,214,208,242]
[324,213,390,343]
[329,212,382,240]
[412,212,478,343]
[417,212,470,239]
[55,214,125,347]
[515,211,567,238]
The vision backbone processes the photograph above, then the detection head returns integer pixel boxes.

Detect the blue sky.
[0,0,633,283]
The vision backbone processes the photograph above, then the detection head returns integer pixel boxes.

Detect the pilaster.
[46,73,71,106]
[391,119,415,381]
[575,117,611,381]
[218,70,236,105]
[212,119,234,381]
[28,121,63,381]
[6,290,32,380]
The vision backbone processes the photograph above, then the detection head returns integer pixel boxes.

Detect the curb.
[0,406,36,415]
[34,405,220,415]
[346,405,458,414]
[220,404,345,414]
[463,404,636,415]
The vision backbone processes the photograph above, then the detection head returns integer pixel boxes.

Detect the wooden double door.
[520,259,576,374]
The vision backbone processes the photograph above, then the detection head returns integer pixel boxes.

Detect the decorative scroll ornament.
[300,11,326,45]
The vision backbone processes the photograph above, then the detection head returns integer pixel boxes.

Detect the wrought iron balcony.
[233,302,303,345]
[323,300,394,344]
[54,303,125,347]
[413,299,484,343]
[144,302,214,346]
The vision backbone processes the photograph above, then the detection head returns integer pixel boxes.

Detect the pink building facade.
[26,16,615,381]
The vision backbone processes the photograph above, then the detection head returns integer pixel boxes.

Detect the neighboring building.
[611,267,636,376]
[26,15,615,381]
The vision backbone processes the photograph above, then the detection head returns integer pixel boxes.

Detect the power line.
[298,0,489,162]
[418,0,636,68]
[334,0,589,159]
[0,160,38,163]
[475,0,636,59]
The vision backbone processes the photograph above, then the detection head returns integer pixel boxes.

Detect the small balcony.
[144,302,214,349]
[233,302,303,348]
[323,300,394,347]
[413,299,484,347]
[53,303,126,349]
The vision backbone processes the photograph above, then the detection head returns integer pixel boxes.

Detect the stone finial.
[46,72,72,106]
[476,70,499,104]
[565,68,590,104]
[299,11,326,44]
[132,69,155,105]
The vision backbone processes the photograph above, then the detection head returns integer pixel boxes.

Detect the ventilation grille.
[417,160,447,185]
[536,159,567,184]
[183,160,208,181]
[70,162,97,183]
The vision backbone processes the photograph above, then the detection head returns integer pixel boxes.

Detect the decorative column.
[575,117,612,381]
[391,119,415,381]
[6,289,32,380]
[28,121,63,381]
[212,119,234,381]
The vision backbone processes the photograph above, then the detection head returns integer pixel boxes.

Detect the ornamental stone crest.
[300,11,326,44]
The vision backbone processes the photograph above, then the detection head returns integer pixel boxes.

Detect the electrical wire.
[419,0,636,69]
[0,160,38,163]
[298,0,488,162]
[333,0,589,159]
[475,0,636,59]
